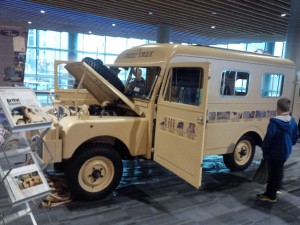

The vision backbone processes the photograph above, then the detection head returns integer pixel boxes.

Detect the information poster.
[4,163,50,206]
[0,87,51,132]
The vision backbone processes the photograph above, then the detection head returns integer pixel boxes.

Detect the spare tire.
[82,57,125,93]
[94,59,103,66]
[81,57,101,68]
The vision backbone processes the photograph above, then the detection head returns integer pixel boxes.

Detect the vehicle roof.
[114,43,295,68]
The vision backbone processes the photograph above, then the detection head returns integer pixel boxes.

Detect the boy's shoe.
[256,194,277,203]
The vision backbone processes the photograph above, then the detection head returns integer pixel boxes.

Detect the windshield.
[57,63,160,100]
[112,66,160,99]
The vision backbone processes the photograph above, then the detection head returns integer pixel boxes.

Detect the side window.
[220,70,249,96]
[163,67,203,106]
[261,73,284,97]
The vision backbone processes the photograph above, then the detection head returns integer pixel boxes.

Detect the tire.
[82,57,125,93]
[223,135,255,172]
[64,144,123,200]
[94,59,103,66]
[82,57,102,68]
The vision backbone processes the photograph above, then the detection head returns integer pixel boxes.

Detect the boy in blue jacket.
[257,97,299,202]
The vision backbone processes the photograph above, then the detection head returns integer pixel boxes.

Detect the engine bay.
[47,100,138,120]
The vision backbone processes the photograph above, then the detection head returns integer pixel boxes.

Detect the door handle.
[195,116,204,124]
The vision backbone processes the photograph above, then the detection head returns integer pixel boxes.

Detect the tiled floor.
[1,144,300,225]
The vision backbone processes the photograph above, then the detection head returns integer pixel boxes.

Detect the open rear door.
[154,62,209,188]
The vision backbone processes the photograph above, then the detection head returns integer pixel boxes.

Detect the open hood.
[65,62,141,116]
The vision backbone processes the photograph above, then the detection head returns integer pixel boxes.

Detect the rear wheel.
[64,144,123,200]
[223,135,255,172]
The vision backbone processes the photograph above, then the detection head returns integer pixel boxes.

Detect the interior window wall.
[105,55,118,64]
[37,30,68,49]
[24,28,286,105]
[127,38,148,49]
[106,36,127,54]
[227,43,246,51]
[27,29,36,47]
[211,41,285,57]
[24,29,152,105]
[210,44,227,49]
[77,34,105,53]
[274,42,285,57]
[25,30,69,93]
[246,42,265,52]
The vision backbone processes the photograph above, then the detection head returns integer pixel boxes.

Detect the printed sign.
[0,87,51,132]
[3,163,50,205]
[123,48,154,59]
[160,116,197,140]
[208,109,277,122]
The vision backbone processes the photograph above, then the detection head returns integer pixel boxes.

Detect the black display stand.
[0,87,52,225]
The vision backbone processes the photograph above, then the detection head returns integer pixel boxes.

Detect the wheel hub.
[239,147,247,157]
[234,140,252,166]
[91,168,103,180]
[79,156,115,192]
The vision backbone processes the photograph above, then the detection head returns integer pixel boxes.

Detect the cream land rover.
[41,43,298,200]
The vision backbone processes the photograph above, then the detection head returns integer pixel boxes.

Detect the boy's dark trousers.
[265,159,286,199]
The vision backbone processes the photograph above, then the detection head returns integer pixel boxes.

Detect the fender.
[59,116,148,159]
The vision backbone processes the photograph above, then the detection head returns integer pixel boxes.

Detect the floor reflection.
[120,155,244,187]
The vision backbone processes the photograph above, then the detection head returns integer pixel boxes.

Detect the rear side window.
[164,67,203,106]
[220,70,249,96]
[261,73,284,97]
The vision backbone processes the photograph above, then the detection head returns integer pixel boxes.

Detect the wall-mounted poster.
[0,22,28,86]
[0,87,51,133]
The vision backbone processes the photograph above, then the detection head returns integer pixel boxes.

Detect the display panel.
[0,87,51,133]
[2,162,50,206]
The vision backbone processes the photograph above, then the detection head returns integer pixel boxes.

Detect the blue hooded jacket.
[262,114,299,161]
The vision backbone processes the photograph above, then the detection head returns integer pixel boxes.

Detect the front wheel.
[64,144,123,200]
[223,135,255,172]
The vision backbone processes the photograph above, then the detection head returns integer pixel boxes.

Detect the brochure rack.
[0,87,52,225]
